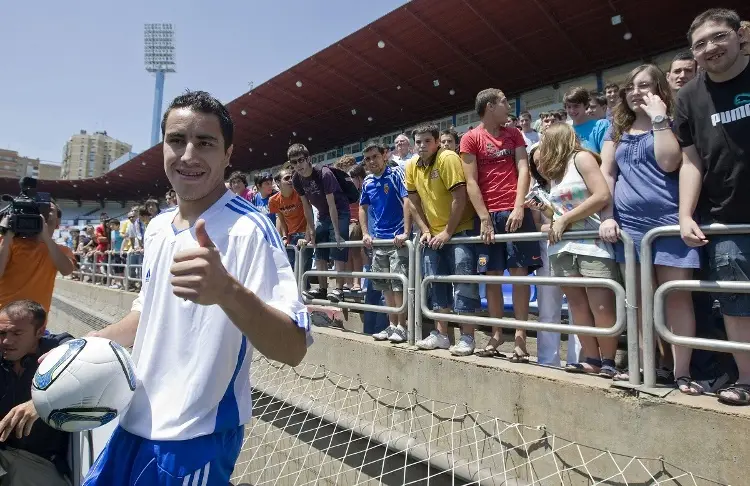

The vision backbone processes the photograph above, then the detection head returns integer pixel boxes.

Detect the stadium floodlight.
[144,23,176,147]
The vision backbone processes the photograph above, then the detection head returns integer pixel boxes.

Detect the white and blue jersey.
[359,166,408,239]
[84,190,310,486]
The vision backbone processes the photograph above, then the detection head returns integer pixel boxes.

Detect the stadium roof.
[5,0,750,202]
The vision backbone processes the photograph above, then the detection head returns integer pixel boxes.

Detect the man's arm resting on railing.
[407,193,431,235]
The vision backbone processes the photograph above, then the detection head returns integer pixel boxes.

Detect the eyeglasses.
[624,81,655,93]
[691,30,735,54]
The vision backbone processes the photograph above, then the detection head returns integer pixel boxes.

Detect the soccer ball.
[31,337,137,432]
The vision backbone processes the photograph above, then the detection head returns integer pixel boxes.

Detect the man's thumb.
[195,219,214,248]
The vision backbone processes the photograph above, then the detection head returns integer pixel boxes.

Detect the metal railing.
[643,224,750,387]
[300,239,416,344]
[71,251,143,288]
[413,230,640,385]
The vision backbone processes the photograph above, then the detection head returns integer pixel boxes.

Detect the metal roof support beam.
[530,0,588,62]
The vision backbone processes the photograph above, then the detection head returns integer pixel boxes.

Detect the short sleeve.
[673,91,694,148]
[359,180,371,206]
[511,128,527,148]
[459,130,479,155]
[438,151,467,191]
[393,168,408,198]
[404,160,417,192]
[242,231,312,347]
[321,168,342,195]
[594,119,611,153]
[268,195,280,214]
[603,124,614,142]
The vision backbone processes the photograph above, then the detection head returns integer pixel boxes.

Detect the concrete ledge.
[51,278,745,485]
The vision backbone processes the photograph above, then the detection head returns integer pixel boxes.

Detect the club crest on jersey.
[430,169,439,180]
[383,183,390,194]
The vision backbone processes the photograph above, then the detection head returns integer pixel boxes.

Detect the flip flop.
[718,383,750,406]
[676,376,704,396]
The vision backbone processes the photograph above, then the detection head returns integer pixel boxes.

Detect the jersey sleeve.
[240,231,312,347]
[393,168,408,198]
[359,179,371,206]
[438,151,467,191]
[459,129,478,155]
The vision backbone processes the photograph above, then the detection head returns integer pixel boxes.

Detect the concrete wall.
[49,278,746,485]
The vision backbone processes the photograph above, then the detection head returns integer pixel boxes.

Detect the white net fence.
[230,356,725,486]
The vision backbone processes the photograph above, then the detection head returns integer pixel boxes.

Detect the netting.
[231,356,726,486]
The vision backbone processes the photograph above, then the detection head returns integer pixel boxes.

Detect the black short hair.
[604,82,620,92]
[474,88,504,117]
[670,51,697,71]
[287,143,310,159]
[412,123,440,141]
[687,8,741,44]
[228,171,247,186]
[254,172,273,188]
[349,164,367,179]
[161,90,233,151]
[362,143,386,155]
[589,91,607,107]
[0,300,46,330]
[439,128,459,145]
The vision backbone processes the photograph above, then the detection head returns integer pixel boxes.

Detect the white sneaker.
[373,326,395,341]
[388,326,407,343]
[416,331,450,350]
[450,334,475,356]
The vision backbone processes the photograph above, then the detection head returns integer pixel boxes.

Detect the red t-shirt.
[459,125,526,212]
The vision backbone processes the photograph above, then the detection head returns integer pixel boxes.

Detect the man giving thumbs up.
[83,91,310,486]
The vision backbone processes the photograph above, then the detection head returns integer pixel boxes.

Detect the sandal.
[566,357,602,375]
[475,338,505,358]
[676,376,705,396]
[509,350,530,363]
[350,285,362,292]
[717,383,750,406]
[612,368,643,382]
[598,359,618,379]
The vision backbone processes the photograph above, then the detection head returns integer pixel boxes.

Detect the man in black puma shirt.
[0,300,72,485]
[675,8,750,406]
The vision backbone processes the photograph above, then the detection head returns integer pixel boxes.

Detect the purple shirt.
[293,167,350,220]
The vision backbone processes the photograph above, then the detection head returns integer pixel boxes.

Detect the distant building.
[60,130,131,180]
[0,149,39,180]
[38,162,62,180]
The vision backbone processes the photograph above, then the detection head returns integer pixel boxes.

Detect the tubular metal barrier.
[300,239,416,344]
[414,230,639,385]
[642,224,750,387]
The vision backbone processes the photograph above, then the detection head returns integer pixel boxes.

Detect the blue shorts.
[475,209,541,272]
[82,425,243,486]
[314,214,350,262]
[423,230,480,313]
[706,234,750,317]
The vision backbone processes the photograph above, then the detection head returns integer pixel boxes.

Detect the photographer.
[0,300,72,485]
[0,201,76,314]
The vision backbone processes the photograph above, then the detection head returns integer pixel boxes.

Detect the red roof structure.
[4,0,749,202]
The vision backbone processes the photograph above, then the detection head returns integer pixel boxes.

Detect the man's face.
[605,87,619,106]
[259,180,274,197]
[414,132,439,160]
[277,171,294,191]
[667,60,696,91]
[229,179,246,195]
[394,136,411,157]
[542,116,558,131]
[565,102,587,124]
[0,313,42,362]
[166,191,177,206]
[363,148,386,175]
[100,212,108,223]
[691,21,742,75]
[487,94,510,125]
[289,154,313,176]
[163,108,232,202]
[519,116,532,131]
[439,134,456,152]
[586,100,607,119]
[108,221,119,231]
[45,204,60,235]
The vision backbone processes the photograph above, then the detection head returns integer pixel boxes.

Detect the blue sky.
[0,0,406,164]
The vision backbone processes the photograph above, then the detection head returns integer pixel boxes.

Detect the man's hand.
[0,400,39,441]
[506,207,524,233]
[170,219,232,305]
[479,216,494,245]
[429,231,451,250]
[362,233,373,249]
[679,215,708,247]
[419,231,432,247]
[394,233,408,248]
[305,227,315,246]
[37,215,51,243]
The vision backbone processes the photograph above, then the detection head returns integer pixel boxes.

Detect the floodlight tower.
[144,23,175,147]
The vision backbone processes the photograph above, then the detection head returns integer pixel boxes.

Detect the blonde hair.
[536,123,601,181]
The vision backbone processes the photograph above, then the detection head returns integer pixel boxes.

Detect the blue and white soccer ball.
[31,337,137,432]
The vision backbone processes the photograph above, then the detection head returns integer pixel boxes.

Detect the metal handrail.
[413,229,638,384]
[301,239,416,344]
[643,224,750,386]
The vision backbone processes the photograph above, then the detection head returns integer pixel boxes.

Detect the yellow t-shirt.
[404,149,475,235]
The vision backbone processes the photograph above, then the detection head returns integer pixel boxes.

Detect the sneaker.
[327,288,344,303]
[450,334,475,356]
[388,326,407,343]
[416,331,450,350]
[302,288,327,300]
[373,326,395,341]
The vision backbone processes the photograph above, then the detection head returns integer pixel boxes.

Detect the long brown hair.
[611,64,674,144]
[536,123,602,182]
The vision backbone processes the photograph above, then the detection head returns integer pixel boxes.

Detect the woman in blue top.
[599,64,701,394]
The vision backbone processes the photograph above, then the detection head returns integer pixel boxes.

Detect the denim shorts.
[422,230,480,313]
[474,209,542,273]
[706,234,750,317]
[314,214,350,262]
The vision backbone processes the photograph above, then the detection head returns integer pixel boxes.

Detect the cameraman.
[0,300,72,485]
[0,201,76,314]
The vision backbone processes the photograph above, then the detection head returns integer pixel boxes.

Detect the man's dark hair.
[108,218,120,226]
[362,143,386,155]
[412,123,440,141]
[287,143,310,159]
[161,90,234,151]
[228,171,247,187]
[670,51,697,71]
[589,91,608,107]
[604,82,620,92]
[0,300,46,330]
[563,86,590,106]
[138,207,151,218]
[440,128,460,145]
[474,88,505,117]
[687,8,741,44]
[349,164,367,179]
[519,111,532,120]
[273,165,294,182]
[254,172,273,188]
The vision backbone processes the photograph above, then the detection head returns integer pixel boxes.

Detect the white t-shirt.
[120,190,310,440]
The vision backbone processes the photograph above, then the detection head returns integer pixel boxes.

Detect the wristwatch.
[652,114,667,125]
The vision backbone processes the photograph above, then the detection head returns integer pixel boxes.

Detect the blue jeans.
[422,230,480,313]
[314,213,350,262]
[706,234,750,317]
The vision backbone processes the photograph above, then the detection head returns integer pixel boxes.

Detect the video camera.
[0,177,52,237]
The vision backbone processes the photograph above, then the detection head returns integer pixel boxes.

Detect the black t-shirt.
[673,60,750,224]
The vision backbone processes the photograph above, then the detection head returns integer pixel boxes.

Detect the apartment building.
[60,130,131,180]
[0,149,39,180]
